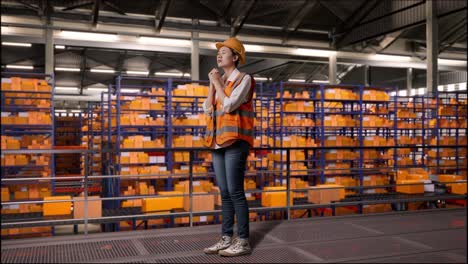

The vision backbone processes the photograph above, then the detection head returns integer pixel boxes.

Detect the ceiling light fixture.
[373,54,411,61]
[126,70,149,75]
[60,30,118,42]
[312,80,329,83]
[288,79,305,82]
[295,48,336,57]
[2,42,32,47]
[6,65,33,69]
[138,36,191,47]
[55,67,80,72]
[87,87,108,92]
[90,69,115,74]
[121,88,141,93]
[155,72,183,77]
[55,86,79,91]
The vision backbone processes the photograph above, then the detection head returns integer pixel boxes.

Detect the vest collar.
[222,68,240,84]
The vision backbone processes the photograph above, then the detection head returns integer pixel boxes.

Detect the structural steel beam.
[336,0,466,49]
[282,0,319,44]
[45,28,54,75]
[333,0,380,48]
[62,2,93,12]
[79,48,88,94]
[426,0,438,93]
[155,0,171,33]
[231,0,256,36]
[199,1,229,26]
[92,0,101,27]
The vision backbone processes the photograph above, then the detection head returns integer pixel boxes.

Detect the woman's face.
[217,46,237,68]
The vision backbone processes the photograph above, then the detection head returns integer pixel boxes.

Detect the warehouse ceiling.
[1,0,467,108]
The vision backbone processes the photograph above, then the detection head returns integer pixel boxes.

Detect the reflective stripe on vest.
[205,126,254,138]
[215,109,255,118]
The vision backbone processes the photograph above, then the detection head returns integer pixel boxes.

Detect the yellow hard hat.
[215,37,246,65]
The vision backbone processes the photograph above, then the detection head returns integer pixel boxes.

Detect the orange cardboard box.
[396,180,424,194]
[14,191,29,200]
[73,195,102,219]
[307,184,345,204]
[183,192,214,212]
[261,186,293,207]
[43,196,72,216]
[1,187,10,201]
[438,174,463,182]
[450,182,467,194]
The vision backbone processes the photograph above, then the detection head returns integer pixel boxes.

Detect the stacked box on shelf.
[170,80,212,186]
[358,87,394,196]
[388,95,425,194]
[1,73,55,238]
[110,79,170,215]
[427,91,467,177]
[352,87,394,194]
[270,81,318,199]
[391,96,425,168]
[316,85,362,198]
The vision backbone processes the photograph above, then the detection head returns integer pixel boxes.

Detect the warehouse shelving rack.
[55,113,83,179]
[1,72,55,190]
[357,85,396,214]
[2,71,466,238]
[169,78,212,185]
[430,90,467,176]
[268,82,400,216]
[392,95,426,171]
[112,75,170,185]
[106,76,195,230]
[81,102,103,177]
[251,81,274,202]
[106,76,270,229]
[76,102,104,197]
[1,71,56,237]
[268,81,319,187]
[55,113,82,146]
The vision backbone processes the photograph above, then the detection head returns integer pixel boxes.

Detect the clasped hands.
[208,68,222,95]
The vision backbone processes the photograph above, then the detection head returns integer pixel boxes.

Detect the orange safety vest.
[204,72,256,148]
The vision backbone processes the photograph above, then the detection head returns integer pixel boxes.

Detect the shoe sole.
[218,249,252,257]
[203,249,219,254]
[203,246,231,255]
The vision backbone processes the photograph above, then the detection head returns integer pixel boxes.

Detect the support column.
[191,24,200,81]
[328,54,337,85]
[407,68,413,95]
[426,0,438,94]
[364,65,371,86]
[45,28,54,75]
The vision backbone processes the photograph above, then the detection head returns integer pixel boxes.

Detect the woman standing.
[202,37,255,257]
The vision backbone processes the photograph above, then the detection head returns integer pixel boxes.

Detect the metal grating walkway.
[2,208,466,263]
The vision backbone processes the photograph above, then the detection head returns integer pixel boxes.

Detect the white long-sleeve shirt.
[202,68,252,148]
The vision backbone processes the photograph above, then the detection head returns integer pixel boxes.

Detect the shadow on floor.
[249,219,283,249]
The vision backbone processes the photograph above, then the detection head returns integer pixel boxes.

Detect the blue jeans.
[212,140,250,239]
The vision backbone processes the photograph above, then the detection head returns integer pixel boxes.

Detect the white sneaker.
[203,235,232,254]
[218,238,252,257]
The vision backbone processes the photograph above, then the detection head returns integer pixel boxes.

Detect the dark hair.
[230,48,240,67]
